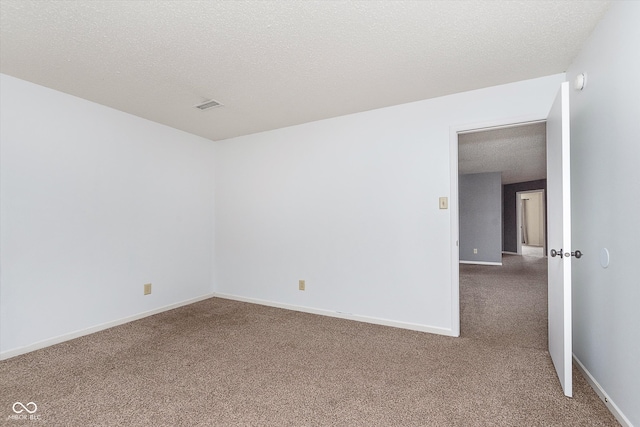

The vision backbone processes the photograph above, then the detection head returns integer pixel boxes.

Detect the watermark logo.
[13,402,37,414]
[8,402,40,421]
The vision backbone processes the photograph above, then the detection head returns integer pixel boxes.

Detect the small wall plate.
[599,248,610,268]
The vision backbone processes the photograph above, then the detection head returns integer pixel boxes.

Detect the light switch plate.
[439,197,448,209]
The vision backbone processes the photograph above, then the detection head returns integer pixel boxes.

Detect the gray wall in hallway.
[459,172,502,264]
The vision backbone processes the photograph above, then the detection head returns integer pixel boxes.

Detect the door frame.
[449,114,546,337]
[516,189,547,256]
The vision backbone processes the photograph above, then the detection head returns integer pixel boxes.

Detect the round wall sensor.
[574,73,587,90]
[599,248,610,268]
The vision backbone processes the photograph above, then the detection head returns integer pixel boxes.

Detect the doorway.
[517,189,547,258]
[450,83,573,397]
[449,117,547,337]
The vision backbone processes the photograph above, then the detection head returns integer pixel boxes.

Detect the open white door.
[546,81,574,397]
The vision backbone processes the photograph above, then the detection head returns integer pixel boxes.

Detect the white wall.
[0,74,215,356]
[213,73,565,333]
[567,1,640,425]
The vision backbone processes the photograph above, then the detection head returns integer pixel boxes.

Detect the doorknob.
[550,249,563,258]
[550,249,583,259]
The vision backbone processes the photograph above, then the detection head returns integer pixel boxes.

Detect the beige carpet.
[1,255,617,426]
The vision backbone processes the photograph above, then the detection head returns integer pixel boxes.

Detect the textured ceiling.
[0,1,610,141]
[459,122,546,185]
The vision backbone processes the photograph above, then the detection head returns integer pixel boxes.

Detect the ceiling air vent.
[194,99,222,111]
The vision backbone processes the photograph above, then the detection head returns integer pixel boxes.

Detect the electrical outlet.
[299,280,305,291]
[473,248,478,254]
[144,283,152,295]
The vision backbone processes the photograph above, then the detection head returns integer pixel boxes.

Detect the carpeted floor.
[1,254,618,426]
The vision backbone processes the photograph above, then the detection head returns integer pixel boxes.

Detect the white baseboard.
[459,260,503,266]
[573,354,632,427]
[0,293,216,361]
[502,251,519,255]
[212,292,455,337]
